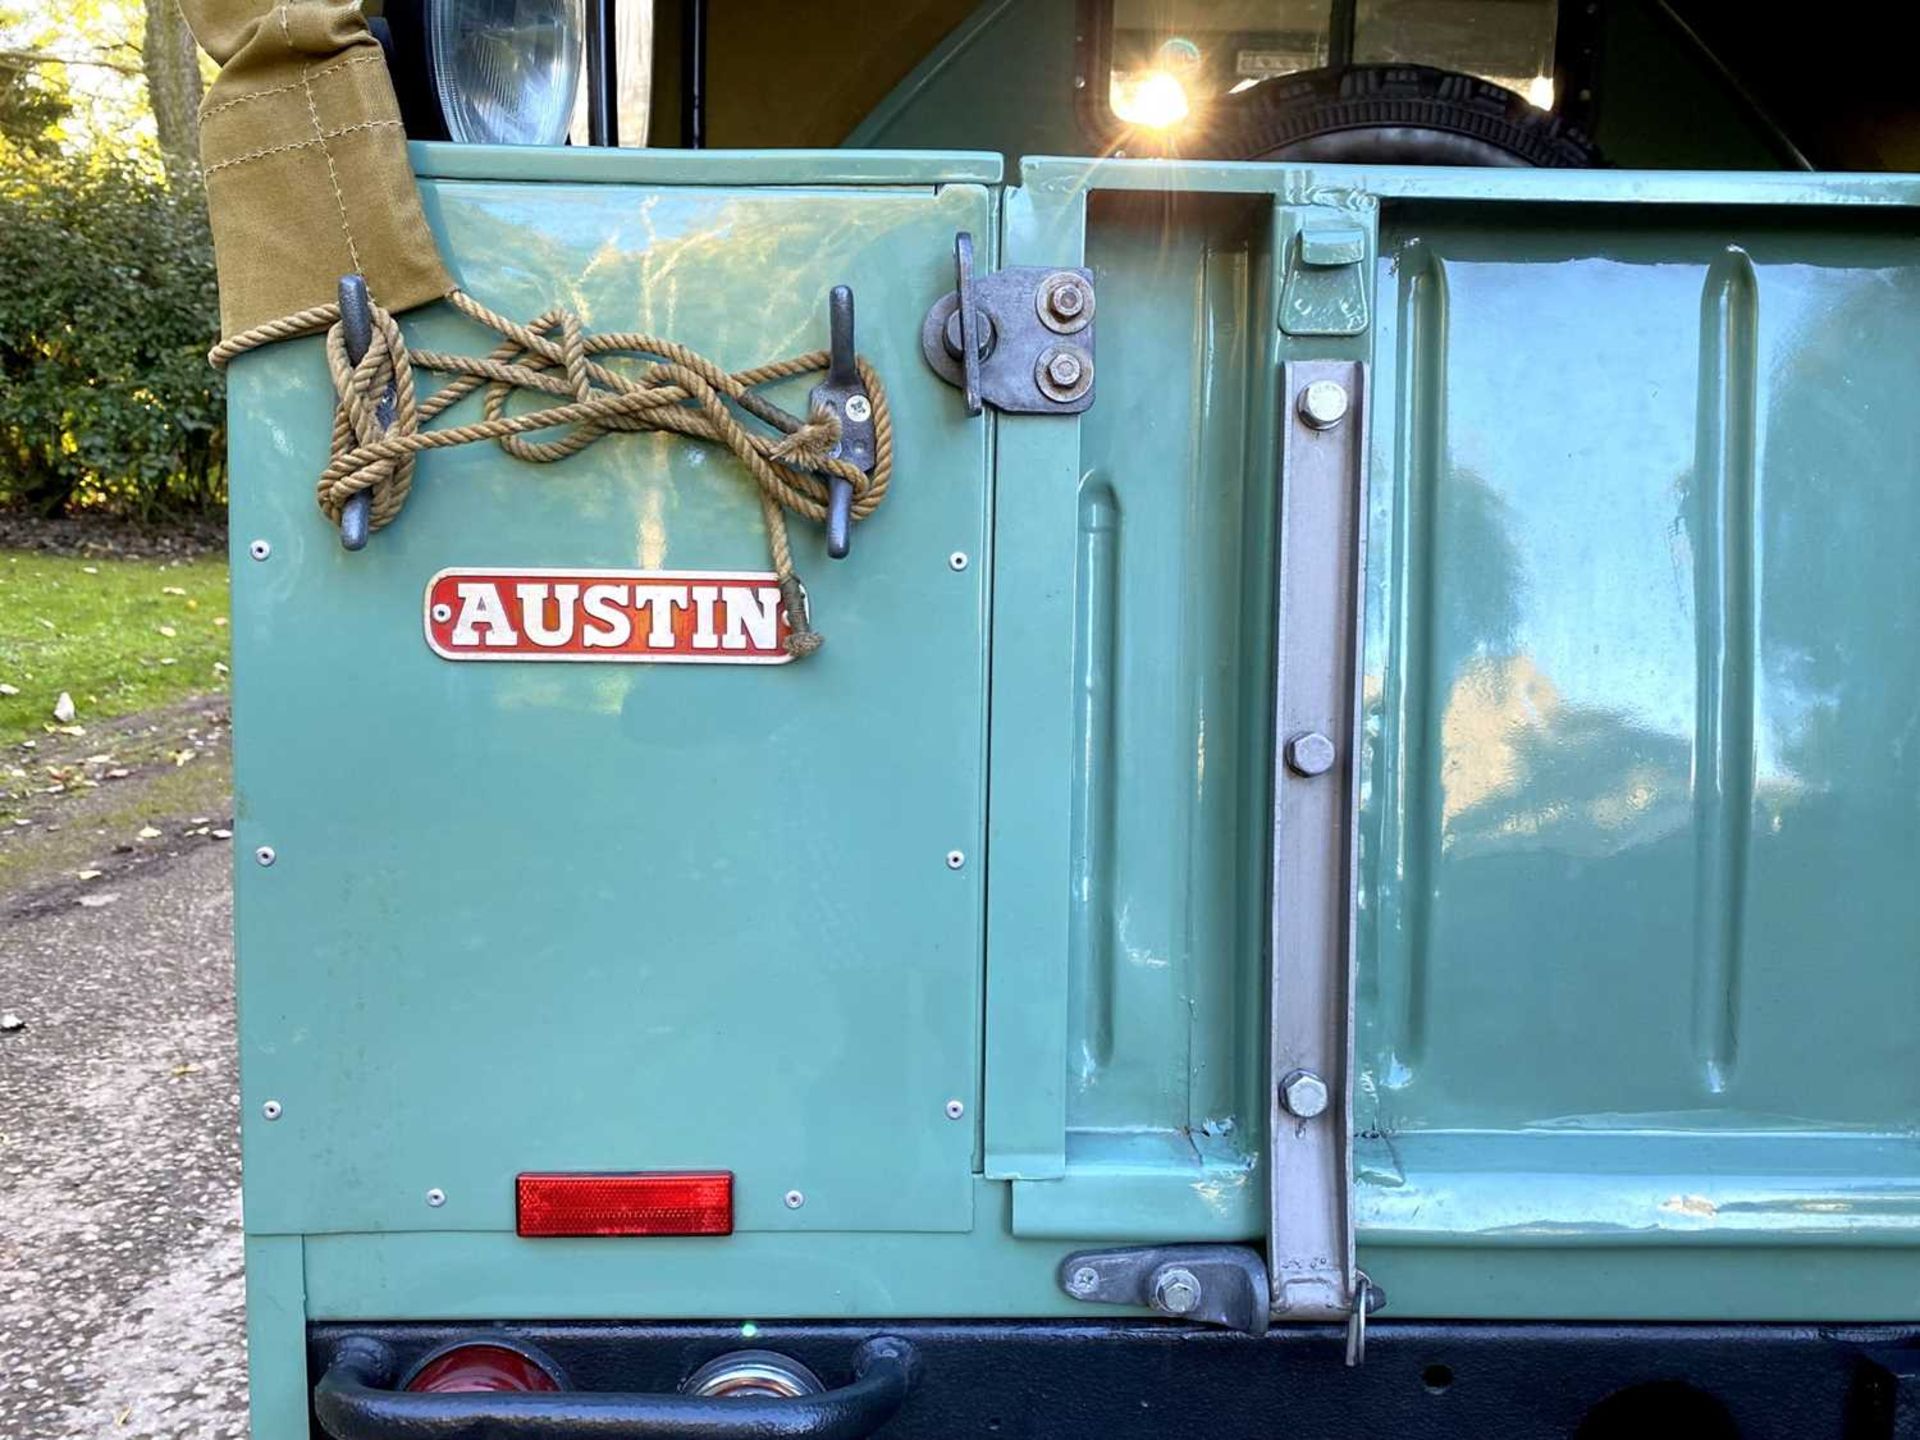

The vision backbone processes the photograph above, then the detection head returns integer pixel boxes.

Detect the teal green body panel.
[229,149,1920,1433]
[230,153,1000,1247]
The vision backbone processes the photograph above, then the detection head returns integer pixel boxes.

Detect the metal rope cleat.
[335,274,395,552]
[807,284,875,560]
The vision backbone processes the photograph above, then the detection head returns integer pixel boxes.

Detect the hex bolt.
[254,845,277,868]
[945,850,966,871]
[247,539,272,562]
[1151,1267,1204,1317]
[1035,345,1094,404]
[1297,379,1350,431]
[844,395,872,423]
[1280,1069,1331,1120]
[1286,732,1337,777]
[945,1098,966,1120]
[425,1188,447,1208]
[784,1189,806,1210]
[948,551,969,572]
[1066,1265,1101,1297]
[1037,271,1095,334]
[261,1100,283,1121]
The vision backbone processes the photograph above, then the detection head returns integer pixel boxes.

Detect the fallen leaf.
[52,692,75,724]
[159,658,177,667]
[211,828,233,840]
[75,893,118,908]
[82,566,98,575]
[170,1063,197,1077]
[171,749,196,767]
[0,1012,23,1033]
[157,626,177,638]
[0,684,17,697]
[137,825,161,840]
[76,869,102,880]
[212,617,227,628]
[105,768,130,780]
[161,585,186,596]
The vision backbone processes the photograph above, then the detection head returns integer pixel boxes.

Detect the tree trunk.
[144,0,204,190]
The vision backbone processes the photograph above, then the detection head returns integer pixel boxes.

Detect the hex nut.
[1280,1069,1331,1119]
[1286,731,1337,777]
[1034,345,1093,404]
[1036,271,1095,334]
[1297,379,1350,431]
[1151,1266,1203,1317]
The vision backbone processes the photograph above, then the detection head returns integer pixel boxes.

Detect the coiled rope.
[210,289,896,658]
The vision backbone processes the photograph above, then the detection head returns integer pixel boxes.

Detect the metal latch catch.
[1057,1245,1270,1335]
[921,232,1095,416]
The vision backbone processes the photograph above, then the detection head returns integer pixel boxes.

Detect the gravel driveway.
[0,829,247,1437]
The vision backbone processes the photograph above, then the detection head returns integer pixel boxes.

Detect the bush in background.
[0,150,224,519]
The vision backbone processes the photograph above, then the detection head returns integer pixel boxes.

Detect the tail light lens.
[404,1341,563,1393]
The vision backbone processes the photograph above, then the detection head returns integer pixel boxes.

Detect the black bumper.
[308,1319,1920,1439]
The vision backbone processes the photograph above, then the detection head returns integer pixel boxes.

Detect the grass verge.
[0,549,229,747]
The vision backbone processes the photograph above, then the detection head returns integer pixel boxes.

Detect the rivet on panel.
[944,1099,966,1120]
[425,1188,447,1208]
[783,1189,806,1210]
[948,551,969,572]
[945,850,966,871]
[261,1100,283,1121]
[254,845,277,867]
[248,539,272,561]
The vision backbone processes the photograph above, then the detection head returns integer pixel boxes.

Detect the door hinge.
[921,232,1095,416]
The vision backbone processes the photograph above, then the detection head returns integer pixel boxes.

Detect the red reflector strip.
[516,1172,734,1237]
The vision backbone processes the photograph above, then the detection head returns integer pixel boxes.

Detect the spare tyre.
[1220,64,1601,167]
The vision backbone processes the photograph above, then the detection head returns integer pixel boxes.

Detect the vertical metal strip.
[1268,361,1369,1320]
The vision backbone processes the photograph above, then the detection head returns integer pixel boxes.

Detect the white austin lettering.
[451,582,519,648]
[580,583,633,647]
[517,582,581,647]
[689,585,722,650]
[631,584,690,649]
[720,585,779,651]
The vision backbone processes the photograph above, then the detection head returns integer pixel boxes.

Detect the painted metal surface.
[1355,199,1920,1283]
[228,147,1920,1417]
[229,164,995,1245]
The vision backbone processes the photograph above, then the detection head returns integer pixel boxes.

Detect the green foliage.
[0,149,224,517]
[0,58,71,152]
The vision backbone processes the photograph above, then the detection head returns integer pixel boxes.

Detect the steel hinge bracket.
[1057,1245,1270,1335]
[921,232,1095,416]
